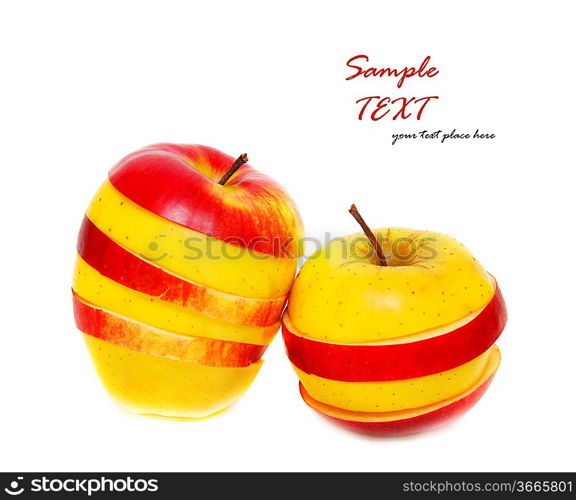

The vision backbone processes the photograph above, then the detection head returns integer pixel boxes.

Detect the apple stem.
[348,204,388,266]
[218,153,249,185]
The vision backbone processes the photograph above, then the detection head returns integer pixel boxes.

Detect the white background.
[1,0,575,472]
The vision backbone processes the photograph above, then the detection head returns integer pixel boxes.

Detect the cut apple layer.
[86,181,297,299]
[78,217,286,327]
[300,346,500,436]
[72,255,279,346]
[287,228,496,343]
[283,285,506,381]
[294,346,493,412]
[73,293,266,367]
[84,334,263,419]
[109,144,303,258]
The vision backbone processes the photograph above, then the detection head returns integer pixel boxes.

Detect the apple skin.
[300,376,494,437]
[73,293,266,367]
[108,143,303,258]
[77,216,286,327]
[283,284,506,381]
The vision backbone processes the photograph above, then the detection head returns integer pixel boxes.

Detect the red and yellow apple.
[73,144,303,419]
[283,211,506,435]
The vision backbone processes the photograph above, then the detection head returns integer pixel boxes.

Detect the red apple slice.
[77,216,287,327]
[73,292,266,367]
[108,144,303,257]
[283,284,506,381]
[299,345,500,436]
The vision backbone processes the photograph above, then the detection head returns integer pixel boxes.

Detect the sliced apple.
[72,255,280,346]
[299,345,500,436]
[73,292,266,367]
[84,334,263,419]
[78,216,286,327]
[74,143,303,420]
[283,285,506,381]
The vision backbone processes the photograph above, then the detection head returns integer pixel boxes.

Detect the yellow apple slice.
[86,181,296,299]
[294,346,494,412]
[84,334,263,419]
[73,255,279,346]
